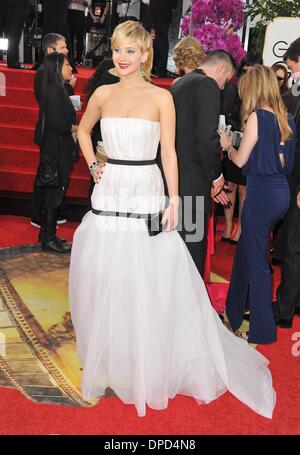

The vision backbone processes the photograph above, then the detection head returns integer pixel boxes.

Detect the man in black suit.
[170,50,235,277]
[273,38,300,328]
[150,0,177,77]
[6,0,31,68]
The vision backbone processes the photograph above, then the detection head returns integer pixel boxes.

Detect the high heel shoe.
[221,236,231,242]
[221,227,233,242]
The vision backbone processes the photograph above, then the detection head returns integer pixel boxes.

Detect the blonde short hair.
[173,36,205,70]
[111,20,153,82]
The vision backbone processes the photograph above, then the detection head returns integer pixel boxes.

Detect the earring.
[140,63,145,78]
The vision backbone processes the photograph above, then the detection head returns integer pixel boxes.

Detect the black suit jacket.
[169,69,222,213]
[291,100,300,196]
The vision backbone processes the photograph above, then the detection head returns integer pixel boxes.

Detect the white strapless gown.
[69,118,276,418]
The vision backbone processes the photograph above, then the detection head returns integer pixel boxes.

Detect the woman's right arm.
[77,87,107,178]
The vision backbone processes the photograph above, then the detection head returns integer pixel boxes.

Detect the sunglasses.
[277,76,285,82]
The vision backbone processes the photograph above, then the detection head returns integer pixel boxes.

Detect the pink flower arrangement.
[181,13,191,37]
[193,23,246,63]
[181,0,246,63]
[192,0,245,31]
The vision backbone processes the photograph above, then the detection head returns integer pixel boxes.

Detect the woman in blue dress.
[220,64,296,344]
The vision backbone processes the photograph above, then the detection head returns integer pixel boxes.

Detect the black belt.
[92,209,152,219]
[106,158,156,166]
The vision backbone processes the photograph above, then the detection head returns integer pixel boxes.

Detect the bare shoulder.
[93,83,119,100]
[248,111,258,120]
[244,111,258,138]
[247,111,258,126]
[150,84,174,104]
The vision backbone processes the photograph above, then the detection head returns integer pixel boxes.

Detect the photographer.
[87,1,110,31]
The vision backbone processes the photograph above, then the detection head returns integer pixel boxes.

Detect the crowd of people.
[26,17,300,418]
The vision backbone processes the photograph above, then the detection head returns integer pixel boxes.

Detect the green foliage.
[246,0,300,26]
[245,0,300,56]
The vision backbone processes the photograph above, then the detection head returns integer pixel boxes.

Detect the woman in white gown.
[69,21,276,418]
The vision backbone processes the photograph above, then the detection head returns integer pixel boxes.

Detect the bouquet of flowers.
[181,0,246,63]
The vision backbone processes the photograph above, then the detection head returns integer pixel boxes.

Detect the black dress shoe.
[276,318,293,328]
[38,230,67,244]
[218,314,224,322]
[42,238,71,253]
[229,239,238,245]
[243,313,250,321]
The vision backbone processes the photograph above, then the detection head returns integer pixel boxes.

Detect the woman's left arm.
[158,89,179,230]
[220,111,258,168]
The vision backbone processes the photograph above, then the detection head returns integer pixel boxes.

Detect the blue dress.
[226,109,296,344]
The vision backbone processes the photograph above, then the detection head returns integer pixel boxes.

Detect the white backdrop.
[263,17,300,66]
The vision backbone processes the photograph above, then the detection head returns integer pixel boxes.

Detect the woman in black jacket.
[36,52,77,253]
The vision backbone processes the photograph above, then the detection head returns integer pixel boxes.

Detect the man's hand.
[211,175,225,198]
[297,191,300,209]
[211,176,230,206]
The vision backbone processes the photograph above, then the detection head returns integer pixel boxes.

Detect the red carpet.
[0,215,299,435]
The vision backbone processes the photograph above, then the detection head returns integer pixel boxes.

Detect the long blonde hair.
[111,20,153,82]
[238,64,292,142]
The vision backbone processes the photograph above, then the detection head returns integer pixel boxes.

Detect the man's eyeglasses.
[276,76,285,82]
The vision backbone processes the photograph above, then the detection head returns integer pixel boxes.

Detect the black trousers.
[6,3,30,65]
[153,19,171,73]
[67,9,86,61]
[178,205,208,278]
[275,191,300,320]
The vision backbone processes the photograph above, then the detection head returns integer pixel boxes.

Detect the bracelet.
[227,146,234,161]
[89,160,100,176]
